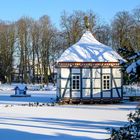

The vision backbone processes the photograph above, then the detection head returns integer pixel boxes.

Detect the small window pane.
[103,75,110,90]
[72,75,80,90]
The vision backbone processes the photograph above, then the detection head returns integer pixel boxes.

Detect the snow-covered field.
[0,84,139,140]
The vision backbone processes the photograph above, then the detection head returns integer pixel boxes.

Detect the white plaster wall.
[102,68,110,73]
[113,79,121,88]
[83,89,90,97]
[113,68,121,78]
[92,69,101,78]
[61,79,70,88]
[72,91,80,97]
[72,68,80,73]
[61,89,70,98]
[113,89,121,97]
[57,70,60,98]
[57,68,60,78]
[82,79,90,88]
[103,91,111,97]
[82,69,90,78]
[93,89,101,97]
[57,78,60,89]
[57,68,60,88]
[61,68,70,78]
[93,79,101,88]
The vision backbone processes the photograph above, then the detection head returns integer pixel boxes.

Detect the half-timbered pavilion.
[56,30,124,104]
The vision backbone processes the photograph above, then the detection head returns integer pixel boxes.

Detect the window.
[72,75,80,90]
[103,75,110,90]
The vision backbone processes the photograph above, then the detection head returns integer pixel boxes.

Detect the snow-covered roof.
[57,31,124,62]
[15,84,27,90]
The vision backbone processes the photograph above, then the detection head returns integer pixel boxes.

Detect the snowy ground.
[0,84,139,140]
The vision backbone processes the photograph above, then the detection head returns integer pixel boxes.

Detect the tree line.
[0,7,140,84]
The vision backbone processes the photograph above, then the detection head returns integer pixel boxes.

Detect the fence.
[123,84,140,99]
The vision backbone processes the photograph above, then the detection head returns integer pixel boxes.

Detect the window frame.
[72,74,80,90]
[102,74,110,90]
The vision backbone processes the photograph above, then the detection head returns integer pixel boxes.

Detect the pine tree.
[118,47,140,83]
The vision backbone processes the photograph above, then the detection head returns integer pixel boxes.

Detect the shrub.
[109,108,140,140]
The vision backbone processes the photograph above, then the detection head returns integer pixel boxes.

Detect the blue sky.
[0,0,140,27]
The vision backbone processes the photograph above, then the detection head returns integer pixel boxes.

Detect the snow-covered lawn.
[0,102,138,140]
[0,90,56,105]
[0,84,139,140]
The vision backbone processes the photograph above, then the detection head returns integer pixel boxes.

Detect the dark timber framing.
[100,67,103,100]
[70,67,72,100]
[121,70,123,99]
[57,62,123,104]
[90,68,93,99]
[110,67,113,100]
[80,68,83,101]
[62,74,70,98]
[59,68,61,99]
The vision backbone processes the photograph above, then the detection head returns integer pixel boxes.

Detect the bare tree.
[39,15,55,85]
[95,24,111,46]
[16,17,33,83]
[111,11,134,51]
[30,20,40,83]
[130,7,140,51]
[60,10,97,49]
[0,21,16,83]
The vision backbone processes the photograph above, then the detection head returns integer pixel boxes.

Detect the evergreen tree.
[118,47,140,83]
[109,108,140,140]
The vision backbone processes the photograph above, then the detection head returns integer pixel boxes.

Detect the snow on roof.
[15,84,27,90]
[57,31,124,62]
[126,59,140,74]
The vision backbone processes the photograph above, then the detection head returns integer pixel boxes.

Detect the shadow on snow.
[0,129,94,140]
[0,117,127,140]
